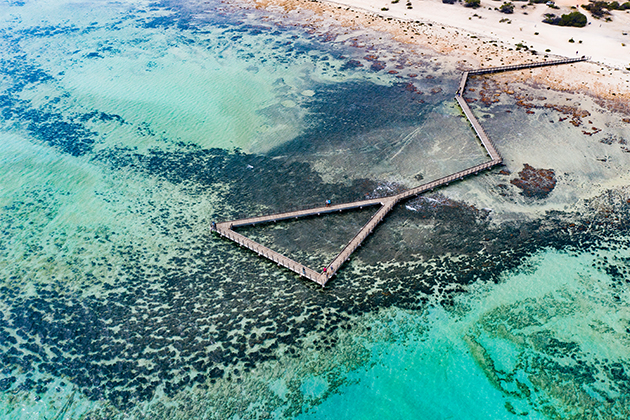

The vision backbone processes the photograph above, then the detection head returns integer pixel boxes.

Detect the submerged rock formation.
[510,163,557,198]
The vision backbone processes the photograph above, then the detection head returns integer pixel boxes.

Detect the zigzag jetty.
[212,57,588,287]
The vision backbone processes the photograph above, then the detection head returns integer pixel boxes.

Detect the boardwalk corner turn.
[212,57,588,287]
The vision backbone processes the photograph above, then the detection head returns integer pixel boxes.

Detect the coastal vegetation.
[582,0,630,19]
[543,11,588,27]
[499,2,515,13]
[464,0,481,7]
[515,41,530,50]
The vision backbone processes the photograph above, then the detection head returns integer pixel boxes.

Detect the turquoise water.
[1,0,630,419]
[301,249,630,419]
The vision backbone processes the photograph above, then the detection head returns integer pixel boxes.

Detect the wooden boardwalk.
[467,56,587,76]
[212,57,588,286]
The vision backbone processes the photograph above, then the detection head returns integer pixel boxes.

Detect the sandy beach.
[253,0,630,103]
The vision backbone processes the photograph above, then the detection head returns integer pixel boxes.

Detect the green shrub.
[543,12,561,23]
[579,0,630,15]
[500,2,515,12]
[582,1,610,17]
[544,11,587,26]
[515,42,529,50]
[465,0,481,7]
[585,0,630,10]
[559,11,588,26]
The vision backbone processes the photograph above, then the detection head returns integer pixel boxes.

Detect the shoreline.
[251,0,630,104]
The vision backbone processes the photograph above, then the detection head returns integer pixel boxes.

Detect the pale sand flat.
[252,0,630,101]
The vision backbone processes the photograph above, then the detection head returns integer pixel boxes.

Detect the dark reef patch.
[268,80,434,158]
[0,92,101,156]
[2,144,629,411]
[510,163,557,198]
[1,1,629,416]
[0,57,54,94]
[96,145,379,215]
[28,120,96,157]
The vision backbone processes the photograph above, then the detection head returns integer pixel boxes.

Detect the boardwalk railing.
[214,226,324,284]
[212,56,588,286]
[224,199,384,228]
[468,56,588,75]
[320,199,396,283]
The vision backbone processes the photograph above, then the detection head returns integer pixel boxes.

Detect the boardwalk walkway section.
[468,56,587,75]
[212,57,588,286]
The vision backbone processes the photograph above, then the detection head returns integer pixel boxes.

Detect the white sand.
[253,0,630,101]
[247,0,630,218]
[326,0,629,67]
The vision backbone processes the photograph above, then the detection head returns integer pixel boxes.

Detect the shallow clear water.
[1,0,630,419]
